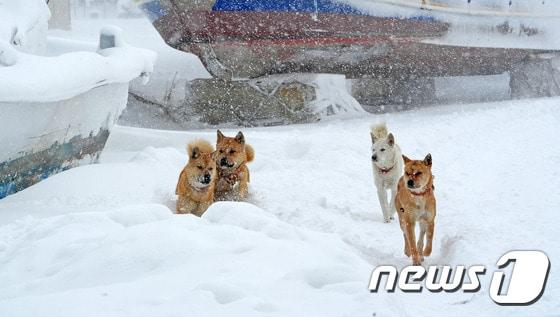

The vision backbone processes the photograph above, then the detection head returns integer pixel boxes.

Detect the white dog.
[370,123,404,223]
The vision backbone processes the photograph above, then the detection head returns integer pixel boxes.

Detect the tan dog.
[215,130,254,201]
[175,140,217,216]
[395,154,436,265]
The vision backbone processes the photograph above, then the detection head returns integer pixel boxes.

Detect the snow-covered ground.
[0,98,558,316]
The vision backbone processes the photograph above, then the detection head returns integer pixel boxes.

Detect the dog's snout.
[371,154,377,161]
[407,179,414,188]
[220,157,229,166]
[202,173,211,184]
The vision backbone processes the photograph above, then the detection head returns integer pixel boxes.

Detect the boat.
[136,0,559,125]
[141,0,559,79]
[0,1,156,199]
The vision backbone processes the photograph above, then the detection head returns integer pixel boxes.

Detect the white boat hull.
[0,83,129,198]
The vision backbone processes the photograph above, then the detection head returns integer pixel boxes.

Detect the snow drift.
[0,98,558,316]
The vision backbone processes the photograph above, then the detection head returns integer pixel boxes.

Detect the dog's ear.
[217,130,224,142]
[370,132,376,144]
[402,155,411,163]
[235,131,245,144]
[387,133,395,146]
[423,153,432,166]
[191,146,201,159]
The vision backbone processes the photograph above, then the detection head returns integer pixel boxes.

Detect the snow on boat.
[0,1,156,199]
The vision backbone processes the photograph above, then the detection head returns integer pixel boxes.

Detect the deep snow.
[0,0,50,54]
[0,98,558,316]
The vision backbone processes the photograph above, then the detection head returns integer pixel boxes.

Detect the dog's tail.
[187,140,214,157]
[245,144,255,163]
[371,122,388,140]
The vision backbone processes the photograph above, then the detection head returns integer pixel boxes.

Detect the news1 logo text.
[368,250,550,305]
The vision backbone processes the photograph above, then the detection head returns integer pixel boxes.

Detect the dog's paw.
[404,248,411,257]
[383,217,391,223]
[412,254,422,265]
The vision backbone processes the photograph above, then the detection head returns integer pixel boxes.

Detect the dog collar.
[377,164,395,174]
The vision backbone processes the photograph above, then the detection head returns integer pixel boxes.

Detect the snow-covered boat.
[142,0,559,78]
[0,0,156,199]
[139,0,559,113]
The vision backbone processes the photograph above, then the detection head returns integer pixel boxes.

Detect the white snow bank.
[0,98,558,315]
[0,0,50,54]
[0,27,156,102]
[0,203,370,316]
[0,41,18,66]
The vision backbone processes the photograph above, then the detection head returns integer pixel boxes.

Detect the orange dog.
[215,130,254,201]
[395,154,436,265]
[175,140,217,216]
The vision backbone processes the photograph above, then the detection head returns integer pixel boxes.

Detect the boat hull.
[0,83,129,199]
[144,0,557,79]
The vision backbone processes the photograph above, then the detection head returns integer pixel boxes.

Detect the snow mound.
[0,200,370,316]
[0,41,18,66]
[309,74,364,116]
[0,0,50,54]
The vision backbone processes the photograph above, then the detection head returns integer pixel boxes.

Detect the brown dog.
[395,154,436,265]
[215,130,254,201]
[175,140,217,216]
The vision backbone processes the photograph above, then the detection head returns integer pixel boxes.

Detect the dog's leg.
[377,187,391,222]
[396,200,410,256]
[194,200,212,217]
[388,186,398,220]
[417,220,427,262]
[178,198,198,215]
[424,203,436,257]
[402,233,410,257]
[238,180,249,200]
[404,220,421,265]
[424,220,434,257]
[176,196,189,214]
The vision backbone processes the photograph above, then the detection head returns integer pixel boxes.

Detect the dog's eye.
[380,148,385,152]
[197,166,203,170]
[219,149,224,153]
[230,150,236,154]
[209,167,213,171]
[415,172,422,176]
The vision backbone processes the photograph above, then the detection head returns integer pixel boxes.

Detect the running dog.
[395,154,436,265]
[370,123,404,223]
[215,130,254,201]
[175,140,217,216]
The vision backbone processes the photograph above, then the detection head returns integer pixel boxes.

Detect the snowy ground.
[0,98,559,316]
